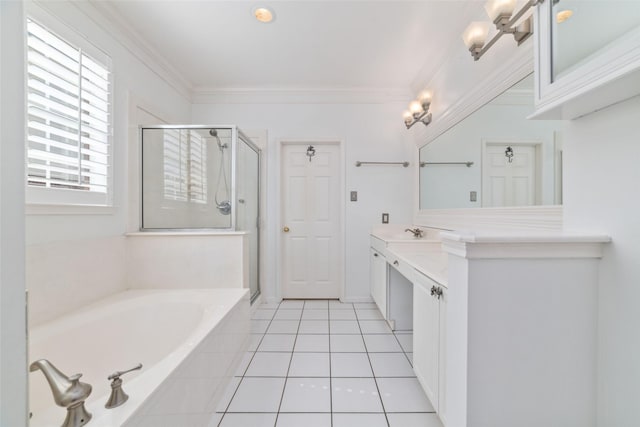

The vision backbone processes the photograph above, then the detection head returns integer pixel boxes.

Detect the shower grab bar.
[355,161,410,167]
[420,161,474,167]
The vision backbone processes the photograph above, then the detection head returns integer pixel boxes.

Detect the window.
[163,129,208,204]
[26,18,112,206]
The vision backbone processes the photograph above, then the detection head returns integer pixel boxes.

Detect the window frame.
[25,7,114,209]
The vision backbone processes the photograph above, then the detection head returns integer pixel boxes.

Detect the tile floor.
[211,300,444,427]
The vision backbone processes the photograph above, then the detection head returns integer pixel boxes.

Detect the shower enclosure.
[140,125,261,300]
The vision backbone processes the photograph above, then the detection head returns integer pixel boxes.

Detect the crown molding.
[192,87,413,105]
[66,0,194,102]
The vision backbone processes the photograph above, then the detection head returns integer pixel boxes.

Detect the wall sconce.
[463,0,542,61]
[403,90,432,129]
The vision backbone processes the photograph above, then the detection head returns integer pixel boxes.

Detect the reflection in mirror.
[419,74,565,209]
[551,0,640,81]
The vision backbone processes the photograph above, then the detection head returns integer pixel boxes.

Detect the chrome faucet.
[405,227,424,238]
[29,359,92,427]
[105,363,143,409]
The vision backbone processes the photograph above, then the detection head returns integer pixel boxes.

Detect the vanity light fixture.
[463,0,543,61]
[403,90,433,129]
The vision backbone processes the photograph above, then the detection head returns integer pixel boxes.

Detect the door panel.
[483,144,537,207]
[282,144,341,299]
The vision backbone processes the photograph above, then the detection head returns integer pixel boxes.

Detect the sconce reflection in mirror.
[403,91,433,129]
[505,146,514,163]
[306,145,316,162]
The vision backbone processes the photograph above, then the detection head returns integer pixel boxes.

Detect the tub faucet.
[29,359,92,427]
[405,227,424,238]
[105,363,143,409]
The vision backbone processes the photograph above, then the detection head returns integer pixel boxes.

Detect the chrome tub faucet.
[29,359,92,427]
[405,227,424,238]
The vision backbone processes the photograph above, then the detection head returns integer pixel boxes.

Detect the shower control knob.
[283,226,290,232]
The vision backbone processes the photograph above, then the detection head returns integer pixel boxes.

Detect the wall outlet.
[470,191,477,202]
[382,213,389,224]
[350,191,358,202]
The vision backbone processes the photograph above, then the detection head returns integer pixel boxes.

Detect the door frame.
[276,139,345,301]
[481,139,543,207]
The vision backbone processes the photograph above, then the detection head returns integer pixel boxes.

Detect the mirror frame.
[414,44,563,232]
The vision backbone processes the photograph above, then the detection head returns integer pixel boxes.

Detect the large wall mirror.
[419,74,566,210]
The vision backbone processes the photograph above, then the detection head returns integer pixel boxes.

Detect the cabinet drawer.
[370,236,386,253]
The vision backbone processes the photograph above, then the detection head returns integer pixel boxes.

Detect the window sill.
[26,203,116,216]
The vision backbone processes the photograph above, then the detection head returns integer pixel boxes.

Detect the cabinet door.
[438,286,447,424]
[413,278,439,409]
[370,248,387,316]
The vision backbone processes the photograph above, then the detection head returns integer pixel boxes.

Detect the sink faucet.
[29,359,92,427]
[405,227,424,238]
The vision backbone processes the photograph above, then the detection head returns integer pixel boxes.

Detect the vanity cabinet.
[369,247,387,317]
[413,271,447,423]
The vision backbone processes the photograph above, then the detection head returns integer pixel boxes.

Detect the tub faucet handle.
[105,363,142,409]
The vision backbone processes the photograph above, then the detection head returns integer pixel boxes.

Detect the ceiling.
[104,1,479,93]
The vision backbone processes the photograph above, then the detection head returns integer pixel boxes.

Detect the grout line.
[354,306,391,427]
[327,300,333,427]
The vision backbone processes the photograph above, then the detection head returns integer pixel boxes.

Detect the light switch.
[350,191,358,202]
[382,213,389,224]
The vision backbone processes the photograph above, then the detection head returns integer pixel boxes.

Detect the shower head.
[209,129,218,137]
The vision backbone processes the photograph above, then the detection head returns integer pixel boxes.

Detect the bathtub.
[29,288,250,427]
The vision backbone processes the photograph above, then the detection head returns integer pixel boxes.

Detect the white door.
[281,143,342,299]
[483,144,537,207]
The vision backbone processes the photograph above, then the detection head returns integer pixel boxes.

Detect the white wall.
[192,101,415,301]
[24,1,192,323]
[0,1,28,424]
[562,95,640,427]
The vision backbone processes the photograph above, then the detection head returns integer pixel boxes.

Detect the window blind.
[163,130,208,204]
[26,19,111,194]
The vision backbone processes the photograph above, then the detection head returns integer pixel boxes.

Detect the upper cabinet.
[533,0,640,119]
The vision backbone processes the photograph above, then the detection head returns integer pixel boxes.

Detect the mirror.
[419,74,565,210]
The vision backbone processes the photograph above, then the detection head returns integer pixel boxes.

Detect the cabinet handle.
[374,253,378,257]
[430,286,437,296]
[435,287,443,300]
[393,260,399,266]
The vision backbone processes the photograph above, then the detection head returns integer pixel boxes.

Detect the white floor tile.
[387,413,443,427]
[219,413,278,427]
[304,300,329,309]
[276,413,331,427]
[353,302,378,309]
[252,309,276,320]
[329,309,356,320]
[332,413,388,427]
[227,377,285,412]
[298,320,329,334]
[329,320,360,334]
[288,352,330,377]
[302,309,329,320]
[294,334,329,352]
[363,334,403,352]
[280,377,331,413]
[267,320,300,334]
[368,353,415,377]
[330,353,373,377]
[395,333,413,352]
[329,301,354,310]
[407,352,413,365]
[359,320,392,334]
[274,309,302,320]
[331,378,384,413]
[215,376,241,412]
[259,301,281,309]
[355,309,384,320]
[248,334,264,351]
[280,300,304,309]
[245,352,291,377]
[251,320,271,334]
[234,352,254,377]
[330,335,366,352]
[376,377,435,412]
[257,334,296,352]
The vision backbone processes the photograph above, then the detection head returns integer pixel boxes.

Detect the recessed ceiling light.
[253,7,274,23]
[556,9,573,24]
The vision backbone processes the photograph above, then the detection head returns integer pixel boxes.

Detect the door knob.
[283,226,290,232]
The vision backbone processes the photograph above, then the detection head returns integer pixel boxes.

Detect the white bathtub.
[29,289,250,427]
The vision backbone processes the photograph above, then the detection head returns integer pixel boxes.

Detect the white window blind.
[26,19,111,201]
[163,130,208,204]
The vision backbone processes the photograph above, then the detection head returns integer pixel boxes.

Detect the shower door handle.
[283,226,290,232]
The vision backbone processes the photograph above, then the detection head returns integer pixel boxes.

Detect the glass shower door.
[236,133,260,301]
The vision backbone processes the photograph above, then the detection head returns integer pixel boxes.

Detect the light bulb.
[462,22,491,50]
[484,0,516,22]
[418,90,432,109]
[409,100,424,118]
[403,110,413,126]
